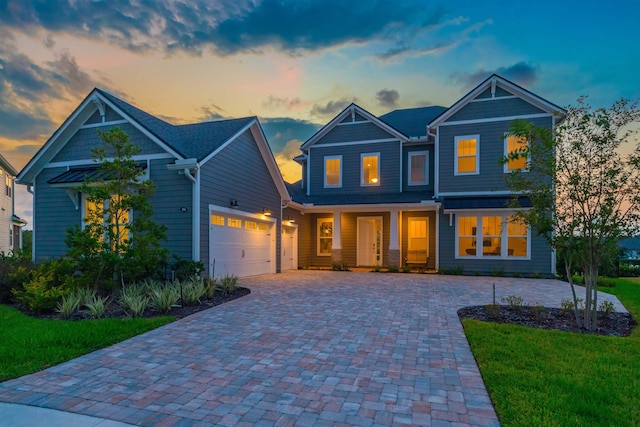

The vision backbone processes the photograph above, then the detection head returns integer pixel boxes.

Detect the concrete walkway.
[0,272,626,426]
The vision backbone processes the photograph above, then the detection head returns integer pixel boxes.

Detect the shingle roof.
[286,181,431,205]
[95,89,254,161]
[379,106,447,138]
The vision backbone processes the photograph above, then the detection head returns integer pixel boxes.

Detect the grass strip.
[0,305,173,381]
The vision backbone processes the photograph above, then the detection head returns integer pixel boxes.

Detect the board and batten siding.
[438,116,552,194]
[314,122,394,146]
[437,212,552,275]
[199,128,282,275]
[147,158,192,261]
[309,141,401,195]
[33,167,79,261]
[446,97,545,122]
[402,144,435,195]
[51,122,166,163]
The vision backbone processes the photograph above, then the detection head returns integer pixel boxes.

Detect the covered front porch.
[289,203,439,270]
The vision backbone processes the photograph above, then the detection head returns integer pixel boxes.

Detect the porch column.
[331,210,342,264]
[388,209,401,268]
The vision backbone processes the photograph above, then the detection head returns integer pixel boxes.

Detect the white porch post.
[389,209,401,268]
[332,210,342,264]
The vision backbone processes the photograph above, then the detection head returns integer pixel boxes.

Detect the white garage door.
[209,210,275,278]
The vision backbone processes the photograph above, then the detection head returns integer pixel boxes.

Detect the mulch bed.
[458,305,636,337]
[13,287,251,321]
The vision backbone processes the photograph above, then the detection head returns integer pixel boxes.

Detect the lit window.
[482,216,502,256]
[317,218,333,256]
[408,151,429,185]
[5,175,11,197]
[324,156,342,187]
[228,218,242,228]
[245,220,257,230]
[361,153,380,186]
[457,213,529,258]
[407,218,428,263]
[258,223,270,232]
[505,135,528,171]
[457,216,477,256]
[455,135,479,175]
[507,216,528,257]
[211,215,225,226]
[82,194,129,252]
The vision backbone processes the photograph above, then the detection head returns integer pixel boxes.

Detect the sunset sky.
[1,0,638,228]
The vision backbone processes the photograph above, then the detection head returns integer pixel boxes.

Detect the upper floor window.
[324,155,342,188]
[504,135,528,172]
[361,153,380,186]
[5,175,11,198]
[408,151,429,185]
[455,135,479,175]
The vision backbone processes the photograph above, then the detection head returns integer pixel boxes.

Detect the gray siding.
[199,129,282,274]
[402,144,435,196]
[401,211,436,270]
[437,212,552,276]
[315,122,394,145]
[147,159,193,261]
[438,116,552,194]
[309,141,401,195]
[51,122,166,163]
[34,167,79,261]
[447,97,545,122]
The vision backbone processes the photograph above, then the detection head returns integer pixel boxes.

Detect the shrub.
[56,292,82,319]
[372,265,381,273]
[181,279,207,306]
[331,261,349,271]
[501,295,525,312]
[598,300,615,315]
[170,256,204,281]
[0,255,35,303]
[388,266,399,273]
[491,268,505,277]
[119,286,149,318]
[219,275,238,295]
[75,287,97,306]
[402,264,411,273]
[560,298,575,315]
[532,303,548,321]
[450,265,464,276]
[597,277,616,288]
[486,303,501,319]
[149,284,180,313]
[12,272,69,314]
[84,295,109,319]
[203,277,217,298]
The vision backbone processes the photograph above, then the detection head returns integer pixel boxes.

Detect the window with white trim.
[455,135,479,175]
[82,194,130,251]
[5,175,11,197]
[324,156,342,188]
[228,218,242,228]
[211,215,225,226]
[361,153,380,186]
[408,151,429,185]
[317,218,333,256]
[504,135,528,172]
[456,214,529,258]
[407,217,428,263]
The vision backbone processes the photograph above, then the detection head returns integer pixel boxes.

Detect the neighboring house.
[618,237,640,260]
[0,153,26,254]
[285,74,564,276]
[17,89,289,278]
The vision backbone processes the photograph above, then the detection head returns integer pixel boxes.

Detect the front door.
[357,216,382,266]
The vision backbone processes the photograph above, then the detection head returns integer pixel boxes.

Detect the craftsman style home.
[284,74,563,276]
[0,154,26,254]
[17,89,289,278]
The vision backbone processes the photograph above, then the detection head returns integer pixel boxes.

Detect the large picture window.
[361,153,380,186]
[82,194,130,251]
[317,218,333,256]
[408,151,429,185]
[504,135,528,171]
[455,135,479,175]
[324,156,342,188]
[457,213,529,259]
[407,217,428,263]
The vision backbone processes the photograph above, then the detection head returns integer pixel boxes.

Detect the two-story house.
[0,153,26,254]
[284,74,564,276]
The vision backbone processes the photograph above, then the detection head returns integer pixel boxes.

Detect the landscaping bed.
[458,305,636,336]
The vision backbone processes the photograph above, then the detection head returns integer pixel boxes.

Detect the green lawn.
[463,277,640,426]
[0,305,173,381]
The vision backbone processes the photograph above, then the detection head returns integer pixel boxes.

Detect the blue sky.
[1,0,638,227]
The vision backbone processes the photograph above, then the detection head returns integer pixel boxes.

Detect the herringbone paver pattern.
[0,272,625,426]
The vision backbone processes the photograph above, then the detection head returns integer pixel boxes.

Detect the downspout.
[27,184,35,260]
[183,167,200,263]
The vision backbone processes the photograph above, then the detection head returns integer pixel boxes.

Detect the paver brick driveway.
[0,271,626,426]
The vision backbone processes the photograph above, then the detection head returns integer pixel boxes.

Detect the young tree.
[65,127,168,287]
[505,97,640,331]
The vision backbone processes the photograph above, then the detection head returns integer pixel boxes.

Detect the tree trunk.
[565,260,583,328]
